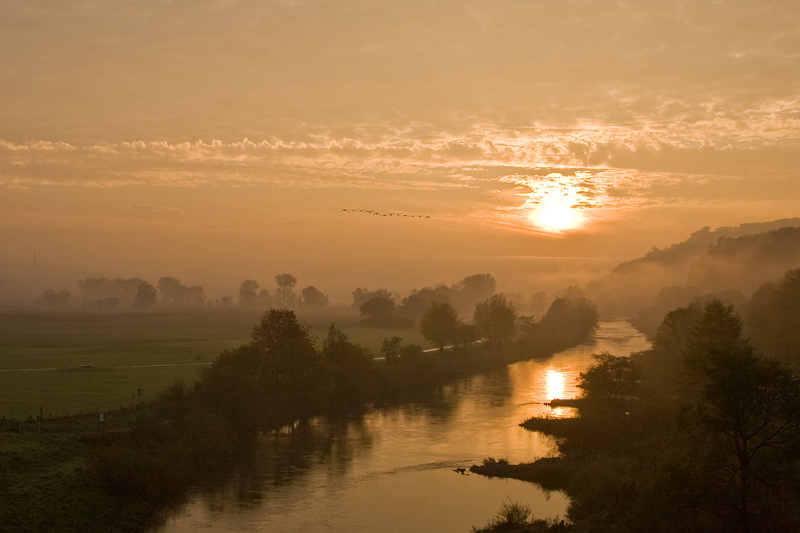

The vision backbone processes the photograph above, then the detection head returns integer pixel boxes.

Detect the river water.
[154,321,649,533]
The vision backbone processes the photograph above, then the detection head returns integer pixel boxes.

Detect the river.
[153,320,650,533]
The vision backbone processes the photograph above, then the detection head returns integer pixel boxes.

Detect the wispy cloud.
[1,110,798,225]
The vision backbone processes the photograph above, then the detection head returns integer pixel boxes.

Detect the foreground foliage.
[476,299,800,533]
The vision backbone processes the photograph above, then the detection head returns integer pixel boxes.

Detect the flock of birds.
[341,208,431,219]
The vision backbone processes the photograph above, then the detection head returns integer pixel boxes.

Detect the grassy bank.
[0,310,425,421]
[470,457,570,492]
[0,432,139,533]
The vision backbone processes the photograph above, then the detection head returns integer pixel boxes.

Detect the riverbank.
[470,457,570,492]
[469,300,800,532]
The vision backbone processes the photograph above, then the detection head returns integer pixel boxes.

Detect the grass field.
[0,310,428,421]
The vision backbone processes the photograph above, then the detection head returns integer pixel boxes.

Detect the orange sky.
[1,1,798,300]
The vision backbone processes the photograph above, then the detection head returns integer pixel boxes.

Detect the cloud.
[1,108,798,226]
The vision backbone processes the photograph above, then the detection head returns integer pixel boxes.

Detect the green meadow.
[0,310,427,421]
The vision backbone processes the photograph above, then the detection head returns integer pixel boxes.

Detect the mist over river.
[153,321,649,533]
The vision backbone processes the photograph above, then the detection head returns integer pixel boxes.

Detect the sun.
[532,204,582,232]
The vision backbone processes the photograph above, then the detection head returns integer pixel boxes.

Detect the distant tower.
[33,251,36,263]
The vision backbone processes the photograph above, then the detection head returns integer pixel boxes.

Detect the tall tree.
[300,286,329,308]
[359,296,397,328]
[322,325,374,406]
[251,308,325,420]
[453,273,496,314]
[380,335,403,364]
[157,276,204,306]
[684,300,800,532]
[157,276,182,301]
[420,302,461,352]
[474,294,517,350]
[238,279,260,306]
[133,282,157,309]
[274,273,298,308]
[41,288,71,307]
[578,352,643,406]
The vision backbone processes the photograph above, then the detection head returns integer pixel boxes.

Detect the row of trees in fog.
[417,295,517,352]
[36,273,331,310]
[357,274,586,332]
[38,277,158,309]
[237,274,329,309]
[36,271,562,321]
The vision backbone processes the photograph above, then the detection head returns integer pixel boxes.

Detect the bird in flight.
[341,208,431,219]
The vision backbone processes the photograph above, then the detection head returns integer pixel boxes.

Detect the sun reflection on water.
[545,369,565,401]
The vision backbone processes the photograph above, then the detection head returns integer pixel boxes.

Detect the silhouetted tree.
[420,302,461,352]
[578,352,643,406]
[474,294,517,350]
[537,296,598,350]
[41,288,71,307]
[455,323,479,351]
[274,273,298,308]
[251,308,307,349]
[238,279,260,307]
[380,335,403,364]
[453,273,496,314]
[404,286,455,323]
[250,308,326,421]
[400,343,425,362]
[157,277,182,300]
[158,276,205,307]
[684,300,800,532]
[351,287,393,309]
[300,286,329,308]
[360,296,397,328]
[631,299,705,395]
[256,289,273,307]
[76,277,147,307]
[133,282,157,309]
[322,325,374,406]
[684,299,751,376]
[183,285,205,307]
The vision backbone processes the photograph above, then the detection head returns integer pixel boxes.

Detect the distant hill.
[587,218,800,319]
[688,226,800,293]
[612,218,800,276]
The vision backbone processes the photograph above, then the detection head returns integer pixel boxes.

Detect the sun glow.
[532,204,582,232]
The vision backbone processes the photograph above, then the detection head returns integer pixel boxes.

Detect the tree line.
[237,274,329,309]
[35,272,563,324]
[35,273,332,310]
[355,273,564,329]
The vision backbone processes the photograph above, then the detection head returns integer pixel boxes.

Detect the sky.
[1,0,799,300]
